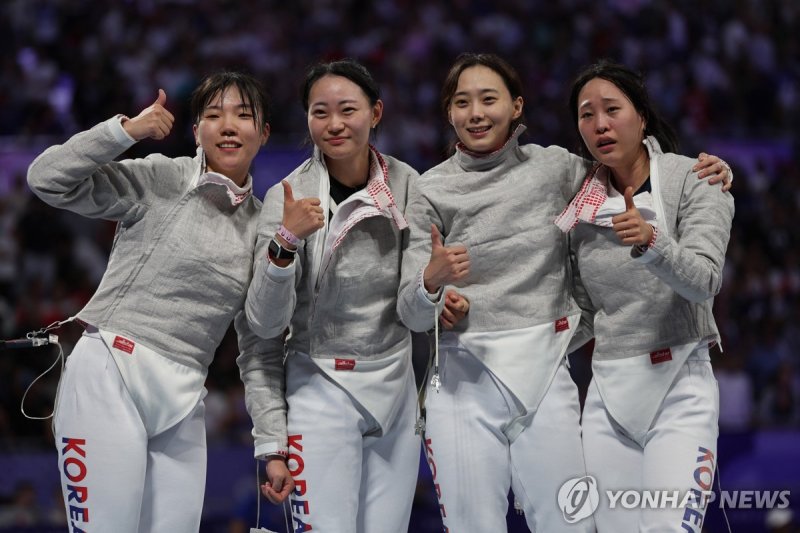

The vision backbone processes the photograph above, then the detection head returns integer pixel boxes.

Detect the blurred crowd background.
[0,0,798,531]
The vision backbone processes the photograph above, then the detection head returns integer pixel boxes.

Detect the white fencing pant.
[582,352,719,532]
[53,332,207,533]
[424,348,591,532]
[285,353,420,533]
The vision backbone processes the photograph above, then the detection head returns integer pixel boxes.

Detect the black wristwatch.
[268,238,297,260]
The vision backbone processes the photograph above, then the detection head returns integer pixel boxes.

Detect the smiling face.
[576,77,646,169]
[306,74,382,171]
[447,65,523,154]
[193,86,269,186]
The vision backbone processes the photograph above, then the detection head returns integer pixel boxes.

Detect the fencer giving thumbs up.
[244,60,429,532]
[27,72,288,531]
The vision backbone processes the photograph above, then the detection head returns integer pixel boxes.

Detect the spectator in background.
[43,484,67,527]
[715,349,755,433]
[0,481,39,528]
[759,360,800,428]
[766,508,799,533]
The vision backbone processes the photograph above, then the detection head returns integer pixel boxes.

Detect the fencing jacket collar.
[454,124,527,172]
[555,136,666,236]
[310,144,408,288]
[192,146,253,206]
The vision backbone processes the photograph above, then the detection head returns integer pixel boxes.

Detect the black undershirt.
[634,177,652,195]
[329,175,366,217]
[610,175,651,196]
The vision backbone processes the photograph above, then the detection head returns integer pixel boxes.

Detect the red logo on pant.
[61,437,90,529]
[335,358,356,371]
[112,336,135,354]
[650,348,672,365]
[555,317,569,332]
[288,434,312,531]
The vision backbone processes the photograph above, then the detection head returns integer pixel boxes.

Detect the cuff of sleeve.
[266,254,296,280]
[108,115,137,147]
[254,442,288,461]
[416,284,440,308]
[415,269,446,322]
[424,286,442,303]
[261,453,288,462]
[417,267,442,304]
[633,245,659,263]
[632,232,661,264]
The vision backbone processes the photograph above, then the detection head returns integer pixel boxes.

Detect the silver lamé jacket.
[246,149,417,360]
[569,137,735,361]
[27,116,287,457]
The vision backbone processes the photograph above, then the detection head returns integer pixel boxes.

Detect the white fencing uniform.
[424,346,588,532]
[284,351,419,532]
[54,331,207,533]
[398,126,595,532]
[246,147,421,533]
[583,346,719,532]
[27,116,286,532]
[558,137,734,532]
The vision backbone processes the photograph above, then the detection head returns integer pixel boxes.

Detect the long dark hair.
[569,59,678,159]
[190,71,270,134]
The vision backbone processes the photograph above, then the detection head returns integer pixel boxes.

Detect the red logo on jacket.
[650,348,672,365]
[112,336,135,354]
[555,317,570,333]
[335,359,356,371]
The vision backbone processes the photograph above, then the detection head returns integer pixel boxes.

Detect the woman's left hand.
[693,153,732,192]
[612,187,654,246]
[261,457,295,504]
[440,290,470,330]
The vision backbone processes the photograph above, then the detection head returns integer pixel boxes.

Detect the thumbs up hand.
[423,224,470,293]
[279,180,324,243]
[611,186,653,246]
[123,89,175,141]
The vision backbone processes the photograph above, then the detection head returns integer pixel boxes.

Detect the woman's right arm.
[27,93,175,223]
[634,164,735,303]
[397,177,449,332]
[246,180,304,340]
